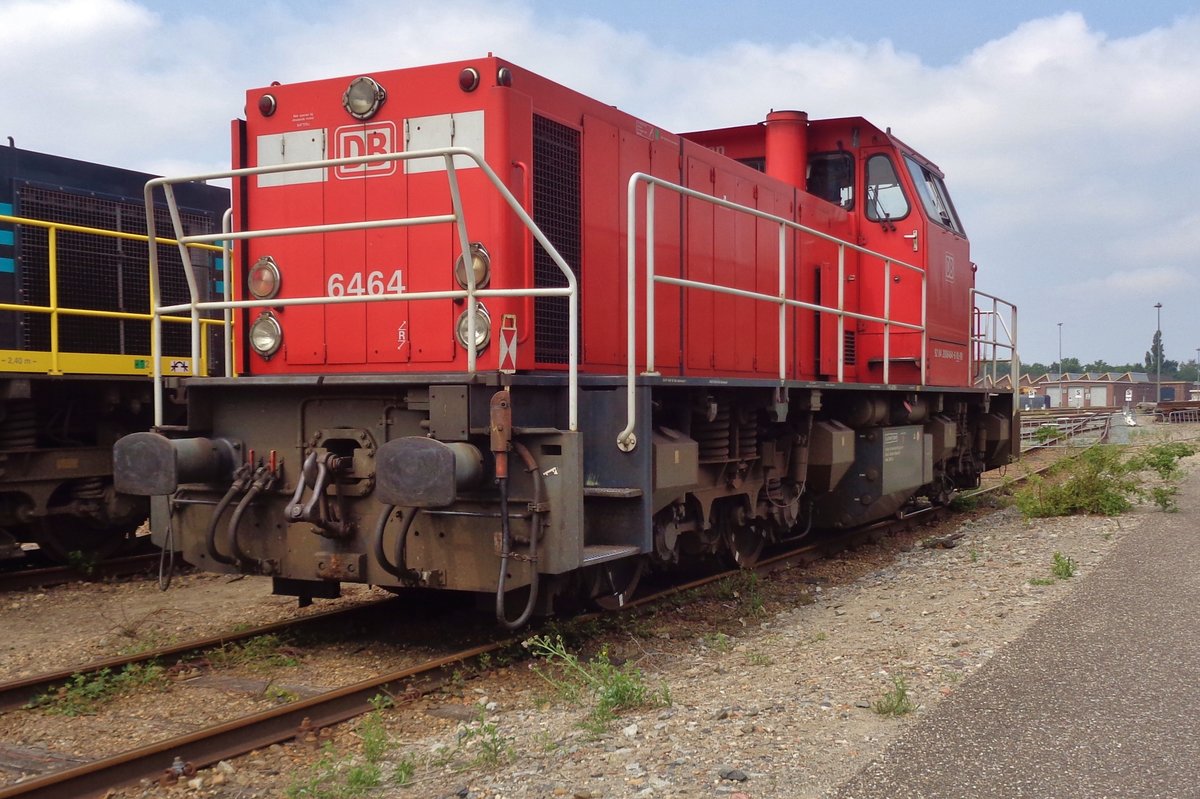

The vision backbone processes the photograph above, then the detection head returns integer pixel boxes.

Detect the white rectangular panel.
[257,130,327,187]
[404,110,485,174]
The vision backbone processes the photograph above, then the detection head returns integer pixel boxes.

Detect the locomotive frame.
[114,57,1017,624]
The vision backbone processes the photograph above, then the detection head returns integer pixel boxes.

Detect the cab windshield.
[904,156,964,235]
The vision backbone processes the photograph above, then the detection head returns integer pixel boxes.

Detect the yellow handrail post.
[48,226,61,376]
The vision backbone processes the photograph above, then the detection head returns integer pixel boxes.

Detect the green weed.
[703,632,733,653]
[524,634,670,735]
[208,634,299,671]
[1127,441,1198,480]
[949,492,979,512]
[1016,442,1197,519]
[1015,446,1139,517]
[747,651,773,666]
[1051,551,1077,579]
[286,702,396,798]
[30,663,167,716]
[872,676,915,717]
[265,683,299,703]
[65,550,99,575]
[392,756,416,786]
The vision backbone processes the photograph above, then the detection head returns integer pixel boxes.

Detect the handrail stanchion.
[48,228,60,376]
[144,183,165,427]
[160,184,203,373]
[882,259,892,385]
[619,175,641,450]
[443,155,477,375]
[778,223,787,385]
[836,243,845,383]
[222,208,233,378]
[920,269,928,385]
[645,183,656,375]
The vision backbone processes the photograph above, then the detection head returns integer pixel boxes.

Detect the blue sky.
[2,0,1198,367]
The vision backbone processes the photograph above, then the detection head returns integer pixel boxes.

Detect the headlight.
[455,304,491,353]
[342,76,386,120]
[249,312,282,359]
[247,256,281,300]
[454,242,491,289]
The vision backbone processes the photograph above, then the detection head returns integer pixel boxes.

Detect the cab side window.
[865,154,909,222]
[807,153,854,209]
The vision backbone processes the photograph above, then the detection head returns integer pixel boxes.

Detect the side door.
[856,147,925,384]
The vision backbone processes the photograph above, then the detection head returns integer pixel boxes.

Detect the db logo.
[334,122,397,179]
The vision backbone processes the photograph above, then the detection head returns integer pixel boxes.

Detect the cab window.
[904,156,964,234]
[807,152,854,209]
[865,154,909,222]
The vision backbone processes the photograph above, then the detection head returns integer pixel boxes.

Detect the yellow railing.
[0,213,225,376]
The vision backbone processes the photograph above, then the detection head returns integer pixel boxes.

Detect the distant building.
[1012,372,1196,408]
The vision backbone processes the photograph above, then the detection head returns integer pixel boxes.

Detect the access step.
[580,544,642,566]
[582,487,643,498]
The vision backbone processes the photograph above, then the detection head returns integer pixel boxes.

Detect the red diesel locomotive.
[114,56,1016,625]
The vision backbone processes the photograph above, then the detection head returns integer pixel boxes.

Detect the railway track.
[0,508,947,799]
[0,430,1114,798]
[0,599,397,714]
[0,553,163,594]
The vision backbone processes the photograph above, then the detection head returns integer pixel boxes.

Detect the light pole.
[1155,302,1163,404]
[1057,321,1063,408]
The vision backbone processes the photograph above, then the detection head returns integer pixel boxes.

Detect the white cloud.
[2,2,1198,363]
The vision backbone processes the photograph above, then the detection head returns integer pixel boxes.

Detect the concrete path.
[833,465,1200,799]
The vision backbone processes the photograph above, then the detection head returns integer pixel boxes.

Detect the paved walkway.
[833,465,1200,799]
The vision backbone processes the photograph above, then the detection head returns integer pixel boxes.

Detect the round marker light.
[342,76,386,120]
[258,94,277,117]
[458,67,480,92]
[247,256,281,300]
[496,67,513,87]
[455,303,492,353]
[454,242,491,289]
[249,312,282,359]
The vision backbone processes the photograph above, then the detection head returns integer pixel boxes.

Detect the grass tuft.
[872,676,915,717]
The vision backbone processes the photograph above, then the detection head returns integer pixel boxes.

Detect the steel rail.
[0,553,160,595]
[0,640,502,799]
[0,599,389,714]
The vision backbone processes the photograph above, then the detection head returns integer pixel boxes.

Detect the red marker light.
[258,94,277,117]
[459,67,480,92]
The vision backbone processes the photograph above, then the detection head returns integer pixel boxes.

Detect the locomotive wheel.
[32,518,135,565]
[722,525,765,569]
[588,557,645,611]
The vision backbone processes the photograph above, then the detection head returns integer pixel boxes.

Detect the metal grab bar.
[618,172,930,452]
[142,147,579,432]
[970,290,1019,413]
[0,213,222,376]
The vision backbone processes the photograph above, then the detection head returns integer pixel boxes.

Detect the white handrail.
[970,289,1019,406]
[618,172,929,451]
[143,146,578,432]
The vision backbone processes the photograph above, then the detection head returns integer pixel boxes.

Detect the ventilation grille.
[13,184,214,358]
[532,115,581,365]
[843,330,857,366]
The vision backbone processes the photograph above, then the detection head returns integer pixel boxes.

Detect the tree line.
[1010,331,1200,381]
